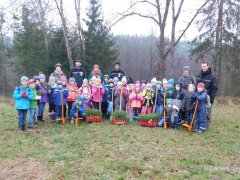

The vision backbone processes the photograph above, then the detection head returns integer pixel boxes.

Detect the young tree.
[84,0,119,74]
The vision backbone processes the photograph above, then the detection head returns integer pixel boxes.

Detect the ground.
[0,98,239,179]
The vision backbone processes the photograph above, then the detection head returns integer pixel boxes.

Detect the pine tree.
[84,0,119,74]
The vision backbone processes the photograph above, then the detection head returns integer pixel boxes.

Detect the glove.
[35,95,41,100]
[22,93,28,99]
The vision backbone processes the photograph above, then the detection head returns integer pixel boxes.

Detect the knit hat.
[104,74,109,79]
[127,77,134,84]
[69,77,75,82]
[83,78,88,84]
[57,81,63,85]
[108,78,114,84]
[121,76,127,83]
[28,79,34,85]
[141,80,147,84]
[197,83,205,89]
[55,63,61,68]
[167,78,175,86]
[113,77,118,83]
[151,77,157,83]
[167,99,173,105]
[20,76,28,83]
[115,61,120,65]
[60,76,68,83]
[157,81,162,85]
[39,73,46,79]
[33,75,40,81]
[91,76,96,82]
[183,66,190,71]
[93,64,99,69]
[75,59,81,63]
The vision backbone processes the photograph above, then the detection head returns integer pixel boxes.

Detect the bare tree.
[54,0,74,69]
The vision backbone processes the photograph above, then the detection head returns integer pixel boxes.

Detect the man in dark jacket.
[70,60,86,88]
[196,61,218,122]
[109,61,125,81]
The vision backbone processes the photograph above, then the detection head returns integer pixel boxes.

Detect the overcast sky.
[0,0,203,40]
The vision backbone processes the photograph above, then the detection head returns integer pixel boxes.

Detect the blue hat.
[167,99,173,105]
[113,77,118,83]
[121,76,127,83]
[20,76,28,83]
[167,78,175,85]
[33,75,40,81]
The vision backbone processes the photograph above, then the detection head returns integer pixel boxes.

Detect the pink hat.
[93,64,99,68]
[60,76,68,83]
[197,83,205,89]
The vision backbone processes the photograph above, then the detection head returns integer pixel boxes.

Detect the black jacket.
[70,67,86,88]
[196,68,218,104]
[109,69,125,81]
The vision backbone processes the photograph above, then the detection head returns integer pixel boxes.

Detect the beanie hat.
[60,76,68,83]
[167,78,175,86]
[113,77,118,83]
[57,81,63,85]
[28,79,34,85]
[183,66,190,71]
[141,80,147,84]
[55,63,62,68]
[39,73,46,79]
[83,78,88,84]
[91,76,96,82]
[151,77,157,83]
[69,77,75,82]
[104,74,109,79]
[157,81,162,85]
[121,76,127,83]
[93,64,99,69]
[108,78,114,84]
[33,75,40,81]
[115,61,120,65]
[75,59,81,63]
[197,83,205,89]
[20,76,28,83]
[127,77,134,84]
[167,99,173,105]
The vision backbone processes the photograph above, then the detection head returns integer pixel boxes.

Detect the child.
[105,79,114,118]
[151,77,157,91]
[113,77,118,86]
[60,75,68,88]
[48,76,56,120]
[13,76,33,132]
[70,96,85,123]
[79,79,91,95]
[157,99,179,128]
[91,78,105,109]
[28,79,41,128]
[190,83,208,133]
[129,83,143,121]
[53,81,68,121]
[141,80,147,92]
[81,89,92,109]
[155,81,164,116]
[141,83,155,114]
[114,81,128,111]
[37,73,48,122]
[182,84,195,125]
[66,77,79,120]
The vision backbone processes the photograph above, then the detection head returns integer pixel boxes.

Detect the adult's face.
[115,64,120,70]
[56,66,61,73]
[75,62,81,67]
[183,70,189,75]
[201,63,209,72]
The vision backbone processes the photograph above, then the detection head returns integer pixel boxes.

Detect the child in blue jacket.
[190,83,208,133]
[13,76,33,132]
[53,81,68,121]
[71,96,85,123]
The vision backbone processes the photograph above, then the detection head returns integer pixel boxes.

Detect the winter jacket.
[53,88,68,106]
[155,89,164,105]
[66,84,79,102]
[79,86,91,96]
[182,91,195,112]
[39,83,48,103]
[70,101,85,118]
[88,72,104,82]
[105,85,115,102]
[29,87,38,108]
[142,90,155,106]
[160,106,178,122]
[49,70,66,83]
[196,68,218,104]
[13,85,33,110]
[91,86,105,102]
[70,66,86,88]
[178,74,196,90]
[114,86,128,110]
[109,69,125,81]
[129,91,143,108]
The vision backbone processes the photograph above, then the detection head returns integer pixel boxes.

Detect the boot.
[37,116,41,122]
[39,116,45,122]
[22,124,28,132]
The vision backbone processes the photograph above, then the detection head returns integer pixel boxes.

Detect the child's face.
[175,85,180,91]
[122,82,126,86]
[142,83,146,87]
[40,78,45,83]
[58,84,62,88]
[156,84,161,89]
[78,101,82,105]
[151,82,156,86]
[70,81,74,85]
[135,87,140,92]
[21,80,28,87]
[104,78,108,82]
[109,83,114,87]
[167,104,172,108]
[50,81,55,86]
[197,87,203,92]
[29,82,35,88]
[62,82,66,85]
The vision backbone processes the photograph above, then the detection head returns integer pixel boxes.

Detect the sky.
[0,0,203,40]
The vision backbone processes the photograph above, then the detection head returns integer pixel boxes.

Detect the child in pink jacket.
[91,78,105,110]
[129,83,143,121]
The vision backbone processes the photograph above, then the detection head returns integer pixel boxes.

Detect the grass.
[0,100,240,179]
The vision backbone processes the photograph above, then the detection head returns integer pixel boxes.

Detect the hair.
[201,60,210,66]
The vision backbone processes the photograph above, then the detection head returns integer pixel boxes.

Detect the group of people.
[13,60,218,133]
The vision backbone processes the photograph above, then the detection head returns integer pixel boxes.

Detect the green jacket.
[30,87,38,108]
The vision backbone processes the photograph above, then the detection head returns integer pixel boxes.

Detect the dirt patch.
[0,158,52,180]
[205,165,240,174]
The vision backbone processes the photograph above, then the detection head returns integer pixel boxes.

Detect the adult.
[109,61,125,81]
[88,64,104,82]
[196,61,218,122]
[178,66,196,91]
[49,63,66,83]
[70,60,86,88]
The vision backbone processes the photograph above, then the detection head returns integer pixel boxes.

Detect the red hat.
[197,83,205,89]
[28,79,35,85]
